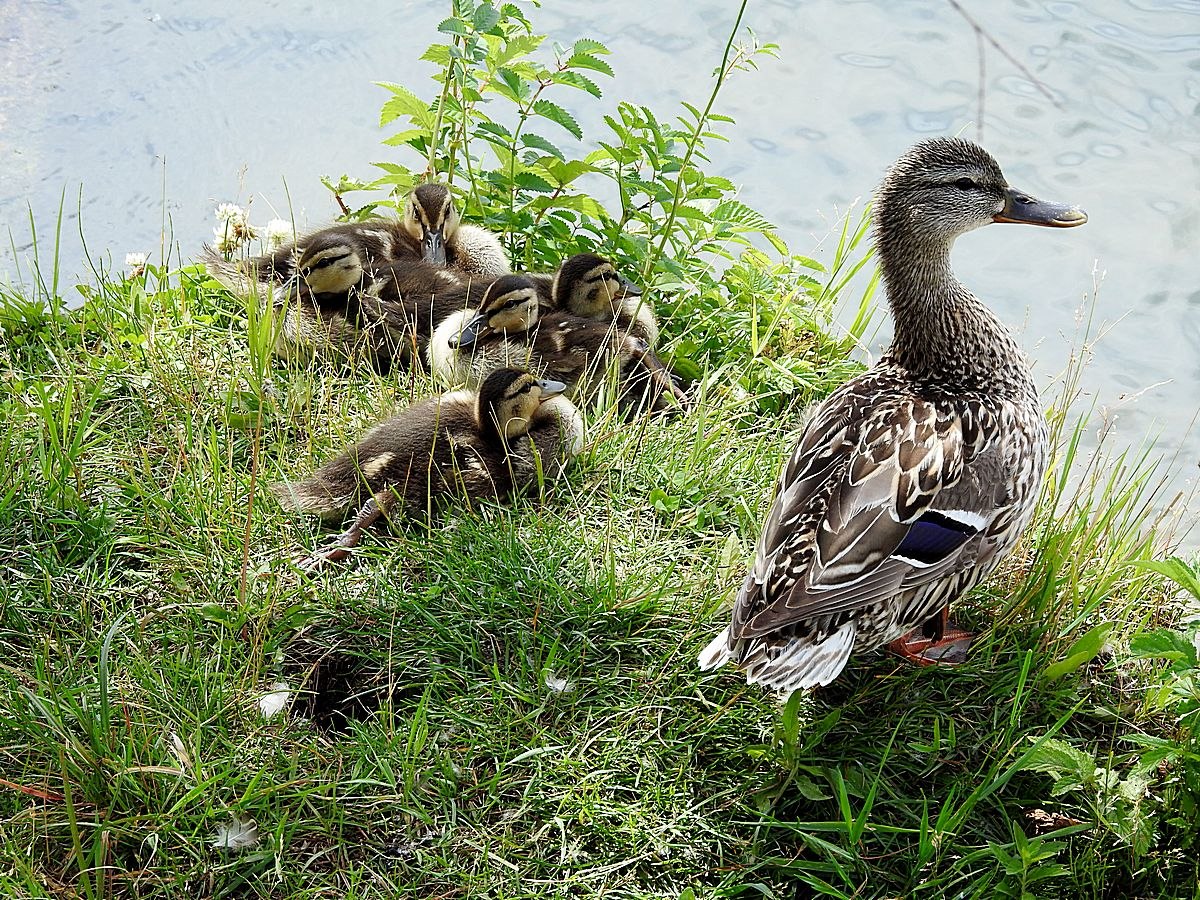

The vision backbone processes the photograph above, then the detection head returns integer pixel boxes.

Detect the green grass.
[0,256,1197,900]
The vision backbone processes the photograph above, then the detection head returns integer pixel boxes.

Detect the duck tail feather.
[744,623,857,697]
[697,627,733,671]
[270,477,349,520]
[200,244,255,295]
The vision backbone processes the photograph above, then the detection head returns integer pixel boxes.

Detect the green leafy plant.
[327,0,868,410]
[1125,557,1200,847]
[1017,736,1155,856]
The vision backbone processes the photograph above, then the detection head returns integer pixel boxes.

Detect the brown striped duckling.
[274,367,584,571]
[265,259,482,371]
[550,252,658,346]
[202,183,507,295]
[402,183,510,280]
[428,274,685,412]
[699,137,1087,696]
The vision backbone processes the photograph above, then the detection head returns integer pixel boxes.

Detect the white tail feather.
[744,623,857,695]
[697,627,733,671]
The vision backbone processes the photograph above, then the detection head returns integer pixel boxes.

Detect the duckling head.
[478,368,568,441]
[875,137,1088,253]
[450,275,540,349]
[551,253,642,319]
[404,182,461,266]
[296,233,367,295]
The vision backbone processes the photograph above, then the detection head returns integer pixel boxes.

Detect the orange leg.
[294,493,396,575]
[886,606,974,666]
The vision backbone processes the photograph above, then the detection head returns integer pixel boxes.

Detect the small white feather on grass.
[544,671,573,694]
[259,681,291,720]
[210,816,259,851]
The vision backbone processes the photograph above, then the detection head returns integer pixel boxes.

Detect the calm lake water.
[3,0,1198,535]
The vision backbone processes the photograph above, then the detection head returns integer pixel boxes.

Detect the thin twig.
[975,26,986,141]
[947,0,1062,113]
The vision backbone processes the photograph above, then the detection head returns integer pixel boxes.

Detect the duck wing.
[733,376,996,641]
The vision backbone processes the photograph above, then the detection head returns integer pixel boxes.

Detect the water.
[3,0,1198,531]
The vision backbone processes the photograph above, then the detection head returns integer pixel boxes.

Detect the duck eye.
[954,177,978,191]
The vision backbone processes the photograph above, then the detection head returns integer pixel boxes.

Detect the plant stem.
[643,0,748,281]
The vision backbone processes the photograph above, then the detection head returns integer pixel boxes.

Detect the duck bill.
[618,277,642,298]
[422,229,448,265]
[994,187,1088,227]
[537,378,568,398]
[449,312,490,349]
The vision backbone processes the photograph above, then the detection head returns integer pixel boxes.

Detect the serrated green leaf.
[542,159,593,185]
[551,70,602,98]
[420,44,452,66]
[1129,628,1196,663]
[494,34,544,66]
[566,52,615,78]
[764,231,789,255]
[513,171,555,193]
[382,129,426,147]
[492,67,530,103]
[1130,556,1200,600]
[532,98,582,139]
[1019,737,1096,784]
[376,83,429,127]
[520,132,565,162]
[529,193,608,219]
[437,17,470,35]
[572,38,609,55]
[475,120,514,143]
[472,3,500,32]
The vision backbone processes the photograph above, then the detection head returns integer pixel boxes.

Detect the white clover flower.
[215,202,248,226]
[544,671,573,694]
[264,218,294,249]
[213,224,243,254]
[124,252,147,277]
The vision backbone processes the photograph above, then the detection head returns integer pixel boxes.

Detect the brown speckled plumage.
[700,138,1087,694]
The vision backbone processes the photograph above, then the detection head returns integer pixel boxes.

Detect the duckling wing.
[733,379,998,640]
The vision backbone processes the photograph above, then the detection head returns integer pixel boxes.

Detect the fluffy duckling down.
[274,367,584,571]
[428,274,685,413]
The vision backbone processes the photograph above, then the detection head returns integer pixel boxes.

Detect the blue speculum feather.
[895,511,979,565]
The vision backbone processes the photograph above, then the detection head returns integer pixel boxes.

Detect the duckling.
[403,183,510,280]
[268,279,419,371]
[550,253,658,346]
[698,137,1087,695]
[428,274,685,412]
[274,367,584,571]
[202,182,507,296]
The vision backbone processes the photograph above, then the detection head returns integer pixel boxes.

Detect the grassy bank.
[0,250,1196,899]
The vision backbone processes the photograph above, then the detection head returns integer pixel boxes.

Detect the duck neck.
[879,235,1029,396]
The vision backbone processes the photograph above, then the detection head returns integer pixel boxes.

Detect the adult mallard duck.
[699,137,1087,695]
[427,274,684,411]
[274,367,583,571]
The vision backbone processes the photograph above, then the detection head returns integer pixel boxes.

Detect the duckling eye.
[954,177,979,191]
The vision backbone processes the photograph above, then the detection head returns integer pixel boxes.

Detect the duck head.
[551,253,642,319]
[874,137,1087,250]
[450,275,541,349]
[478,368,568,441]
[296,234,367,295]
[404,182,461,266]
